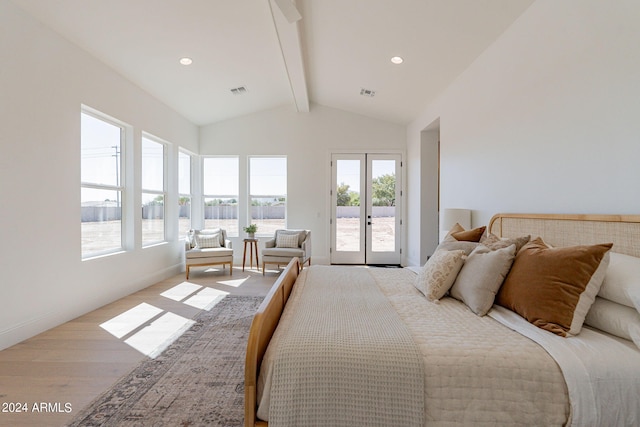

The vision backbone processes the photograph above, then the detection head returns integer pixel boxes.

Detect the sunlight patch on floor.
[160,281,202,301]
[184,287,229,310]
[216,276,250,288]
[124,312,195,358]
[99,303,163,339]
[99,280,236,358]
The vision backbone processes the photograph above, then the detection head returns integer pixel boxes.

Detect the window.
[203,156,239,236]
[178,150,192,238]
[249,157,287,236]
[141,135,166,246]
[81,110,125,257]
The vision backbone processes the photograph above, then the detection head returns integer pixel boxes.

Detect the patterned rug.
[68,295,263,427]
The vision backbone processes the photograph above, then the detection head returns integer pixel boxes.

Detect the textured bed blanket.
[267,266,425,427]
[258,267,570,426]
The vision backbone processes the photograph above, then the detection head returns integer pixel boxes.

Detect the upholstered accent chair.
[262,229,311,275]
[184,229,233,279]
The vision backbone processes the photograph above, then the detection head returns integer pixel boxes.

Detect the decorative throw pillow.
[451,226,486,242]
[276,232,299,248]
[435,240,479,256]
[599,252,640,311]
[436,223,480,255]
[480,233,531,254]
[195,232,221,248]
[414,249,466,301]
[584,297,640,349]
[450,244,516,316]
[496,237,613,337]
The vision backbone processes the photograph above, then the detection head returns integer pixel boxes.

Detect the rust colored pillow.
[496,237,613,336]
[451,226,486,242]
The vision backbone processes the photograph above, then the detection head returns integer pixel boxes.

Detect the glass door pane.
[366,154,401,265]
[370,159,396,252]
[331,154,365,264]
[336,159,361,251]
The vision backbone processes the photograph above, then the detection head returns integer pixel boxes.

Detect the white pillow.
[414,249,466,302]
[585,297,640,349]
[195,232,221,248]
[599,252,640,311]
[450,244,516,316]
[276,233,299,248]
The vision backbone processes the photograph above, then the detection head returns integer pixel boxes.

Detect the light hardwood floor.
[0,266,278,427]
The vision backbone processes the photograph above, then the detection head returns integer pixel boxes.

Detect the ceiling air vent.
[360,88,376,97]
[230,86,247,95]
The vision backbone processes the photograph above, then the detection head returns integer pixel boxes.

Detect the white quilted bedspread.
[258,267,570,426]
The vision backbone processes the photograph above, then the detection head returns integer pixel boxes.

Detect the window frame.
[141,133,168,247]
[81,108,127,259]
[178,149,194,238]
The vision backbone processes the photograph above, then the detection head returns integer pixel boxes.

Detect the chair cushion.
[262,247,304,258]
[186,247,233,259]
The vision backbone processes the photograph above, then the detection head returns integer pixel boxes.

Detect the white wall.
[407,0,640,262]
[199,103,406,264]
[0,1,198,350]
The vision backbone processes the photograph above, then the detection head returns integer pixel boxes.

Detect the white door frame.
[330,153,402,265]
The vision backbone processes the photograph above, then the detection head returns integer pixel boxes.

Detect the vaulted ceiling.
[12,0,534,126]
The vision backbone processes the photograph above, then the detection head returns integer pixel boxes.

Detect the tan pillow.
[414,249,466,301]
[496,237,613,336]
[435,240,479,256]
[450,244,516,316]
[481,233,531,253]
[436,223,480,255]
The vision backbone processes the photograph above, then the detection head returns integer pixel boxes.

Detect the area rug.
[68,295,263,427]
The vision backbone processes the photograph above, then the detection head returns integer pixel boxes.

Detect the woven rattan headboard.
[488,213,640,257]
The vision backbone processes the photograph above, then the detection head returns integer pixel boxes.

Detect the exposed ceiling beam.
[273,0,302,23]
[269,0,309,113]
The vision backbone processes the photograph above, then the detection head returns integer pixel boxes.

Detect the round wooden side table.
[243,238,259,271]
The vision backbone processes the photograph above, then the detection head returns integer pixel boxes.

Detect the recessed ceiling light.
[391,56,404,65]
[179,57,193,66]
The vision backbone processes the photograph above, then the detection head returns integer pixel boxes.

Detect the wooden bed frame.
[244,213,640,426]
[245,258,300,427]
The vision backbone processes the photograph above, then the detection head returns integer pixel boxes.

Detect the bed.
[244,213,640,427]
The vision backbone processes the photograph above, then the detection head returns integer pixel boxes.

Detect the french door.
[330,153,402,265]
